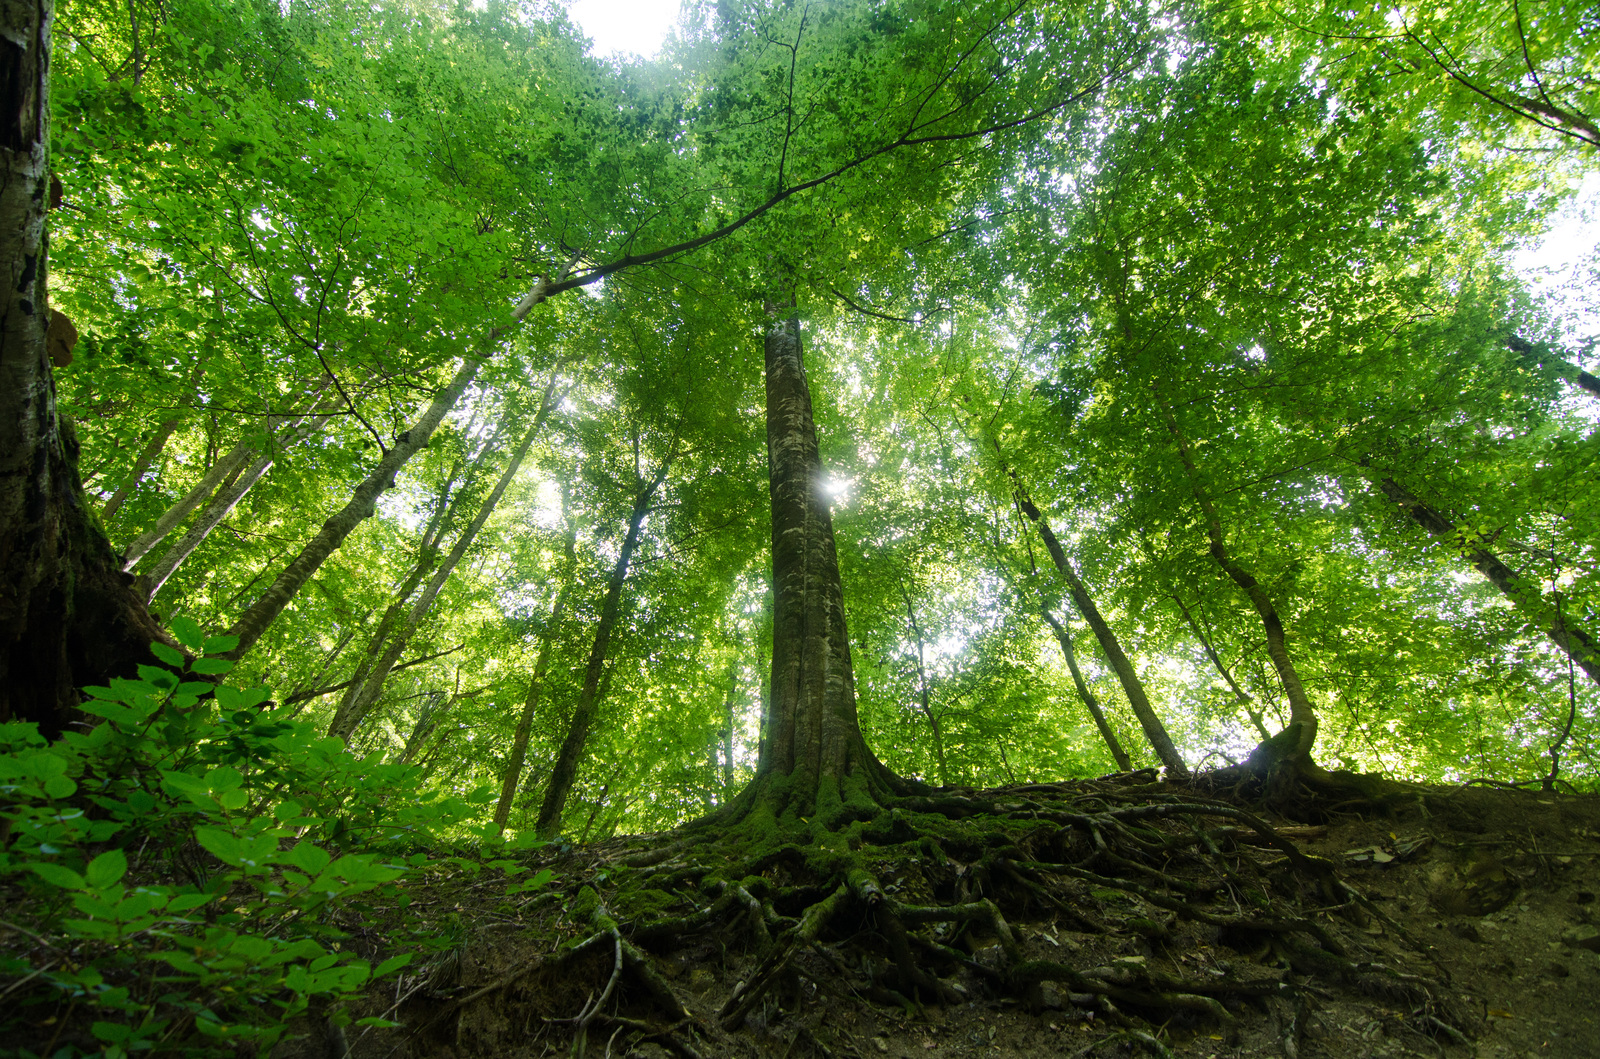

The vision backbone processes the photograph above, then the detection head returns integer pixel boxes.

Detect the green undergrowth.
[0,619,553,1058]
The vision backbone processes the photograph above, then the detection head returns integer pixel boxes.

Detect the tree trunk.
[1012,484,1189,777]
[900,582,949,786]
[492,526,577,836]
[1509,335,1600,398]
[535,447,674,838]
[1378,476,1600,685]
[1154,389,1320,769]
[142,414,330,599]
[222,263,567,662]
[222,359,481,659]
[721,652,738,792]
[120,440,253,568]
[1167,591,1271,740]
[0,0,167,737]
[1040,609,1133,771]
[727,314,908,825]
[327,387,557,738]
[101,413,182,523]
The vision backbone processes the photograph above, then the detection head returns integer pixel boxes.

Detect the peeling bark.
[1,0,166,737]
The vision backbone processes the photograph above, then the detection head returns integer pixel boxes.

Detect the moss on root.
[389,773,1479,1058]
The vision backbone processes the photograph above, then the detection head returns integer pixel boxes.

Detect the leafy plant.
[0,618,548,1056]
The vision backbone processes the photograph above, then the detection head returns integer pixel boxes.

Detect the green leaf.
[44,774,77,798]
[190,658,236,675]
[169,616,206,652]
[373,953,412,978]
[194,826,245,866]
[86,849,129,888]
[203,634,241,654]
[284,841,332,874]
[29,862,87,889]
[149,641,186,668]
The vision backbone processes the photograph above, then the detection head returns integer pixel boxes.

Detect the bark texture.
[100,413,182,523]
[1013,486,1189,777]
[1379,476,1600,685]
[1040,609,1132,771]
[0,0,165,737]
[730,315,907,823]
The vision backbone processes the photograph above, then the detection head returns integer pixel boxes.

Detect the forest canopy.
[3,0,1600,1053]
[0,0,1590,828]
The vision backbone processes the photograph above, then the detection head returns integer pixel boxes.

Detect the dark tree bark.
[1379,476,1600,685]
[535,444,675,838]
[1,0,166,737]
[1040,609,1132,772]
[1509,335,1600,398]
[1154,390,1320,770]
[492,523,576,836]
[1012,483,1189,778]
[723,315,908,825]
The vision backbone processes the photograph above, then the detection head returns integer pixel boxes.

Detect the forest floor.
[295,782,1600,1059]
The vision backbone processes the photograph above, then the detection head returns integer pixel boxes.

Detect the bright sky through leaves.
[565,0,681,57]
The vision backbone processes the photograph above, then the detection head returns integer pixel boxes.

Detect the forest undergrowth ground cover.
[288,780,1600,1059]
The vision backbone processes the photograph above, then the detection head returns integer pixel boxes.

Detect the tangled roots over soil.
[391,776,1476,1058]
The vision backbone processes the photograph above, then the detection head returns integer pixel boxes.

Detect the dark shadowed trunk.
[1012,482,1188,777]
[492,521,577,836]
[1154,389,1320,771]
[899,582,949,786]
[0,0,167,738]
[1040,609,1132,771]
[1509,335,1600,399]
[535,445,675,838]
[723,314,908,826]
[1379,476,1600,685]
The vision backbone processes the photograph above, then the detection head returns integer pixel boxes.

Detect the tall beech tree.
[1,0,166,736]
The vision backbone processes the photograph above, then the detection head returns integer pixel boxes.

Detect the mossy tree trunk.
[1,0,166,737]
[725,315,908,827]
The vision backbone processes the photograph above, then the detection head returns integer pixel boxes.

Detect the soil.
[291,783,1600,1059]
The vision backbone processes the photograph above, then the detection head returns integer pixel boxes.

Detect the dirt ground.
[300,784,1600,1059]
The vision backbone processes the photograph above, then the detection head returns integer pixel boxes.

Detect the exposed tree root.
[399,775,1478,1057]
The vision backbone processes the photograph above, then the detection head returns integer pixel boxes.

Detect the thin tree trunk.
[1040,608,1133,771]
[1012,483,1189,777]
[1509,335,1600,398]
[1154,390,1319,765]
[1379,476,1600,685]
[535,447,674,838]
[492,525,577,836]
[101,413,182,523]
[223,262,568,661]
[899,581,948,786]
[120,440,253,568]
[1,0,166,736]
[721,652,738,792]
[223,360,480,660]
[328,385,558,738]
[143,414,330,599]
[1167,592,1271,740]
